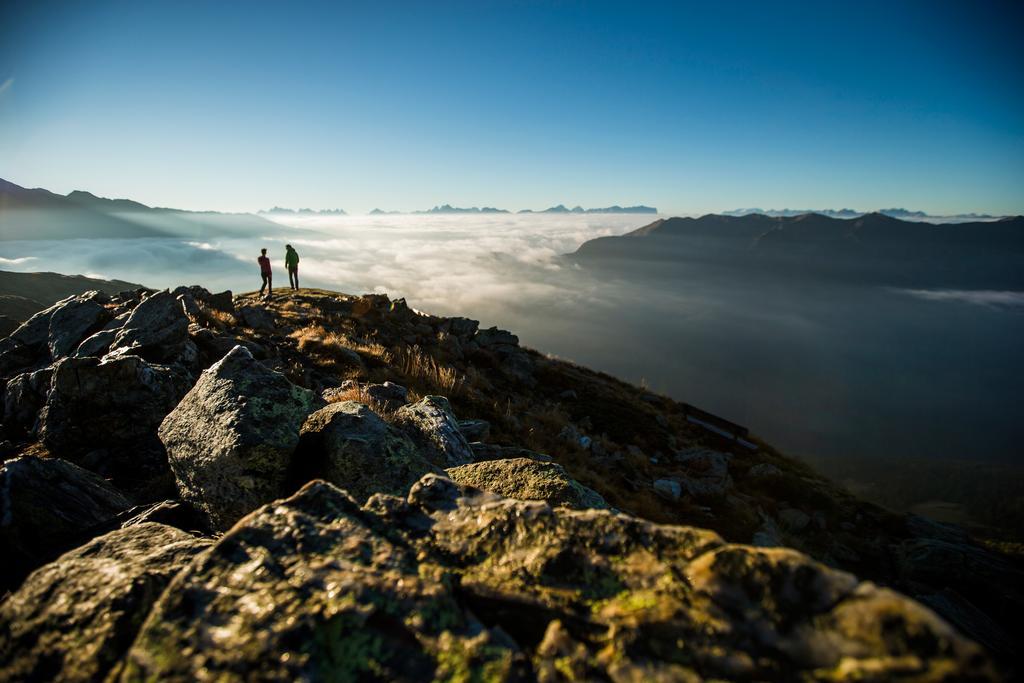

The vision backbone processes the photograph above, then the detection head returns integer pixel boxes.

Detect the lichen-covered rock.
[468,441,553,463]
[74,311,130,358]
[0,456,132,590]
[446,457,608,509]
[394,395,473,467]
[0,523,210,682]
[115,476,990,681]
[108,290,190,363]
[158,345,320,530]
[37,354,192,490]
[0,292,109,373]
[296,401,442,503]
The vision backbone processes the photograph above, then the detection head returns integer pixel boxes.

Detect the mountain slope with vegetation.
[0,283,1019,679]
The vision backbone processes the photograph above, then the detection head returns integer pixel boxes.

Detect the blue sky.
[1,0,1022,215]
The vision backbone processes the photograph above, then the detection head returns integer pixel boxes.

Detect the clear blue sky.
[1,0,1022,215]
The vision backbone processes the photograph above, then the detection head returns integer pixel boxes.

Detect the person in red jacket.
[258,248,273,299]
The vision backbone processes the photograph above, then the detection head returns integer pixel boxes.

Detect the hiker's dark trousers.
[288,266,299,290]
[260,273,272,297]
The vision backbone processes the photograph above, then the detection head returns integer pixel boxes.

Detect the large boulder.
[158,345,320,530]
[37,354,192,490]
[0,456,132,590]
[107,290,190,363]
[393,395,473,467]
[445,457,608,509]
[296,401,441,503]
[0,523,210,682]
[117,476,991,681]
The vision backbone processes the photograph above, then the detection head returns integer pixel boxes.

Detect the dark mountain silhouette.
[573,212,1024,289]
[0,178,282,241]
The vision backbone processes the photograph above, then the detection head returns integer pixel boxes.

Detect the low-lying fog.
[4,213,1022,469]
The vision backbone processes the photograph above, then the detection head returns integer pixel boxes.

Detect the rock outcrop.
[158,345,319,529]
[116,476,991,681]
[446,457,608,509]
[108,290,190,363]
[0,523,210,682]
[0,456,133,589]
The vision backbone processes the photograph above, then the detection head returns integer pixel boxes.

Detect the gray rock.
[474,326,519,349]
[2,366,52,435]
[296,401,442,503]
[108,290,190,363]
[237,304,275,331]
[0,523,210,682]
[37,355,192,484]
[46,293,108,359]
[456,417,490,441]
[747,462,783,479]
[447,316,479,339]
[394,395,474,467]
[158,345,320,530]
[0,456,133,590]
[446,457,608,509]
[653,477,682,501]
[675,447,733,500]
[778,507,811,532]
[364,380,409,409]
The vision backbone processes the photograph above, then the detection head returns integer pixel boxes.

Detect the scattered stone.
[0,456,133,590]
[296,401,442,503]
[447,458,608,509]
[778,507,811,532]
[558,389,578,400]
[456,418,490,441]
[675,447,734,500]
[653,477,682,501]
[237,304,275,331]
[364,380,408,409]
[46,293,108,359]
[158,345,320,530]
[468,442,553,463]
[474,326,518,349]
[394,395,474,467]
[747,462,783,479]
[0,523,210,682]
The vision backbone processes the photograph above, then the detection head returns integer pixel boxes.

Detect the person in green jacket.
[285,244,300,290]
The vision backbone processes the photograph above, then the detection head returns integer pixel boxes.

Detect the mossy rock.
[446,457,608,510]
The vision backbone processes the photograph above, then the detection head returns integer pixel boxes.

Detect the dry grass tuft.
[387,345,464,397]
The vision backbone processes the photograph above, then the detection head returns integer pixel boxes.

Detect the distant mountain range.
[260,207,347,216]
[0,269,144,335]
[573,212,1024,290]
[723,207,1002,222]
[520,204,658,214]
[0,178,281,241]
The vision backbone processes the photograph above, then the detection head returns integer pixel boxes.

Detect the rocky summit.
[0,285,1018,681]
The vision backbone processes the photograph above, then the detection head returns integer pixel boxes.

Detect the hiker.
[258,248,272,299]
[285,244,300,290]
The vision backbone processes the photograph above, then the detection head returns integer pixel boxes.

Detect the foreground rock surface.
[118,476,991,681]
[0,523,210,682]
[394,395,474,467]
[158,345,319,530]
[446,457,608,509]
